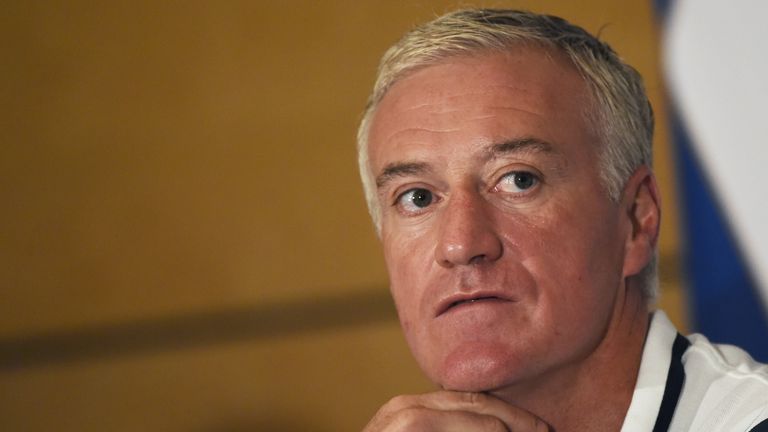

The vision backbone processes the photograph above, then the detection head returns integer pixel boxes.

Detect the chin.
[435,343,524,392]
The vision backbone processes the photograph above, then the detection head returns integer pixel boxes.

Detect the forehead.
[367,48,598,171]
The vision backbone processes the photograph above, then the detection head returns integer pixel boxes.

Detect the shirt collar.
[621,310,687,432]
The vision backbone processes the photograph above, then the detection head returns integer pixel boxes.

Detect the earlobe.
[621,166,661,278]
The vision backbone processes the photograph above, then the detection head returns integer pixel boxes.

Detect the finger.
[387,406,510,432]
[367,392,550,431]
[411,391,550,431]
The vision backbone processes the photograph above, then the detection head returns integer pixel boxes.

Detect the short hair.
[356,9,657,299]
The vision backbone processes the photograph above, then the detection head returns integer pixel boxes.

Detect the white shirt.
[621,311,768,431]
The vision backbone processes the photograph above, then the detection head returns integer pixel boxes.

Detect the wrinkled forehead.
[367,49,599,164]
[371,43,595,114]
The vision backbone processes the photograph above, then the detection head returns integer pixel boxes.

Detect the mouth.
[450,296,500,308]
[436,293,514,317]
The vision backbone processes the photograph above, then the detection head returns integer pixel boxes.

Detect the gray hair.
[356,9,657,299]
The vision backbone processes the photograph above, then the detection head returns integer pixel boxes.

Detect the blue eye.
[497,171,539,193]
[397,188,433,213]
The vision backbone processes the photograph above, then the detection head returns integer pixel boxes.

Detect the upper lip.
[435,291,516,317]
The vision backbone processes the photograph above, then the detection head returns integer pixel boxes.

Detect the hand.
[362,391,550,431]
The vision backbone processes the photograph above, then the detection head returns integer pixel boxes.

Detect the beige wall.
[0,1,685,430]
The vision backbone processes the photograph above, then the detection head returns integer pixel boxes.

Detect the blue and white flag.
[657,0,768,360]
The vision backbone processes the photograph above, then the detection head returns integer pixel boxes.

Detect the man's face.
[367,49,637,392]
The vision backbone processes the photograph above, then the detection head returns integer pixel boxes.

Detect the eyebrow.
[487,137,556,159]
[376,162,430,189]
[374,137,561,190]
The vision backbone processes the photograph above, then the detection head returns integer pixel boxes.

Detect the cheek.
[382,231,434,320]
[512,197,620,264]
[509,203,623,305]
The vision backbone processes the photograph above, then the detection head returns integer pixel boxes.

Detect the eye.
[396,188,434,214]
[496,171,539,193]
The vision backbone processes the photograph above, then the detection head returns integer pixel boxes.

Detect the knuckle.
[461,391,487,406]
[386,394,414,411]
[395,407,428,429]
[480,416,509,432]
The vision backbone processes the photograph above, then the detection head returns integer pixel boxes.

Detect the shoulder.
[684,332,768,398]
[679,332,768,430]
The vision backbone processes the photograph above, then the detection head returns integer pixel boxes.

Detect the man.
[356,9,768,432]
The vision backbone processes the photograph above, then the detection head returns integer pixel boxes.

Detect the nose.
[434,190,503,268]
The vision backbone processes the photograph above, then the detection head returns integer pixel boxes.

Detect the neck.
[489,286,650,432]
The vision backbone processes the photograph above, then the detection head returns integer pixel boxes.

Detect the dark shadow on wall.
[0,288,396,371]
[198,416,334,432]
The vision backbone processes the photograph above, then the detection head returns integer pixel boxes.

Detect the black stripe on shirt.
[749,418,768,432]
[652,333,691,432]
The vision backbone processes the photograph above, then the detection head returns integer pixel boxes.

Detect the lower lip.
[440,298,512,316]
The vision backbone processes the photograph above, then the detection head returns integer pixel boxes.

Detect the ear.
[621,165,661,278]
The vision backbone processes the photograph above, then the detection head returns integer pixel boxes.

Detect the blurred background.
[1,1,764,431]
